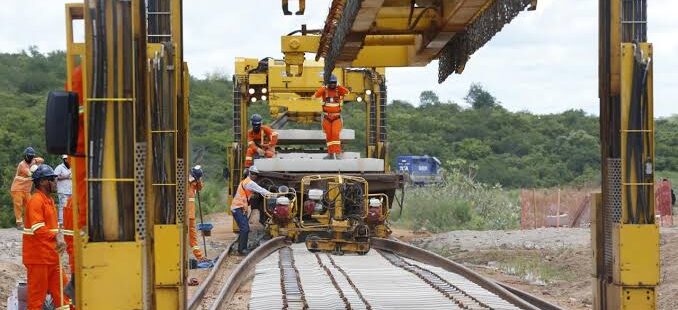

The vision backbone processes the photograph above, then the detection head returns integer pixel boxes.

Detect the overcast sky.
[1,1,676,116]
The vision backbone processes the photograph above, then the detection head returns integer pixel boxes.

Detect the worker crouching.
[230,166,271,255]
[22,164,69,310]
[245,114,278,167]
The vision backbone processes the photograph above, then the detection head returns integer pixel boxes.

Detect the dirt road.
[410,226,678,310]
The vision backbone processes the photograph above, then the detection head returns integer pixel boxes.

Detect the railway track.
[192,237,563,310]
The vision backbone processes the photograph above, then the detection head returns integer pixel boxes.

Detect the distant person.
[54,155,72,224]
[22,164,69,309]
[188,165,207,261]
[657,178,673,226]
[314,74,350,159]
[230,166,271,256]
[10,147,44,230]
[245,114,278,167]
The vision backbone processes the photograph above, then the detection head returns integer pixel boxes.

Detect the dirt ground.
[2,217,675,309]
[410,226,678,310]
[187,211,237,298]
[0,227,25,309]
[0,211,237,309]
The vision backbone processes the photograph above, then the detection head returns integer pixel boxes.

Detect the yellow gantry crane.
[59,0,190,308]
[49,0,657,309]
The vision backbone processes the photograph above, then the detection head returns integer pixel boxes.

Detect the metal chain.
[322,0,362,83]
[438,0,533,83]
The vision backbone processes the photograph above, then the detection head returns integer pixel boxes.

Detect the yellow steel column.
[596,0,658,309]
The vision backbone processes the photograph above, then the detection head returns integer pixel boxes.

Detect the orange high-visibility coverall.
[11,158,44,225]
[22,191,69,310]
[63,66,87,234]
[187,180,205,260]
[63,197,75,272]
[314,85,350,154]
[245,125,278,167]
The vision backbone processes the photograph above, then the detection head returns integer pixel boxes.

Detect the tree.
[419,90,440,107]
[464,83,497,109]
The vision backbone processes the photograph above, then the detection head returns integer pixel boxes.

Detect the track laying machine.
[39,0,659,309]
[227,30,401,254]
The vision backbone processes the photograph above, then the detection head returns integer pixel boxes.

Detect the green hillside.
[1,49,678,227]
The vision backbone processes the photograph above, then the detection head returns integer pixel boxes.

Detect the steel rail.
[207,237,288,310]
[187,239,237,310]
[496,283,566,310]
[371,238,558,310]
[207,237,564,310]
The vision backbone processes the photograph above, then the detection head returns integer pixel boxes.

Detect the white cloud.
[1,0,676,116]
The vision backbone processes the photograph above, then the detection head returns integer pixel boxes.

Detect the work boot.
[236,249,250,256]
[323,154,333,160]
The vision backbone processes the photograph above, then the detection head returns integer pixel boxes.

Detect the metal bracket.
[282,0,306,15]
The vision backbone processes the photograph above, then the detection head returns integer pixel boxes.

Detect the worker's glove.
[56,233,66,255]
[256,147,265,156]
[56,242,67,254]
[56,231,65,244]
[29,164,39,176]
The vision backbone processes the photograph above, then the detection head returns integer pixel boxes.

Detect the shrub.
[391,169,520,232]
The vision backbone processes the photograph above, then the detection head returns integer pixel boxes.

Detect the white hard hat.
[61,154,68,159]
[369,198,382,207]
[276,196,290,205]
[249,165,260,175]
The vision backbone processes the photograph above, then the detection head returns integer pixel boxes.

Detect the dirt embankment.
[410,227,678,310]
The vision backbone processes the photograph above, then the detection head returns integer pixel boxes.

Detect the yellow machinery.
[301,175,371,254]
[60,0,190,308]
[227,32,397,202]
[228,31,403,244]
[593,0,659,308]
[48,0,658,308]
[309,0,659,307]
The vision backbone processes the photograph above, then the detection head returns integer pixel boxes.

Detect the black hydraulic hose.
[88,0,109,241]
[625,44,650,224]
[120,0,135,240]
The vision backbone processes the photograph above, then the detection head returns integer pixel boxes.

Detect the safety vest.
[231,177,253,210]
[22,191,60,265]
[315,85,349,114]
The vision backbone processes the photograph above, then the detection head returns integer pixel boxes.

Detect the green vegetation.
[2,49,678,229]
[391,169,521,231]
[0,48,66,227]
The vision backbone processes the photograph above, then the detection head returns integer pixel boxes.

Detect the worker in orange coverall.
[22,164,69,310]
[188,165,208,261]
[10,147,44,229]
[313,74,350,159]
[245,114,278,167]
